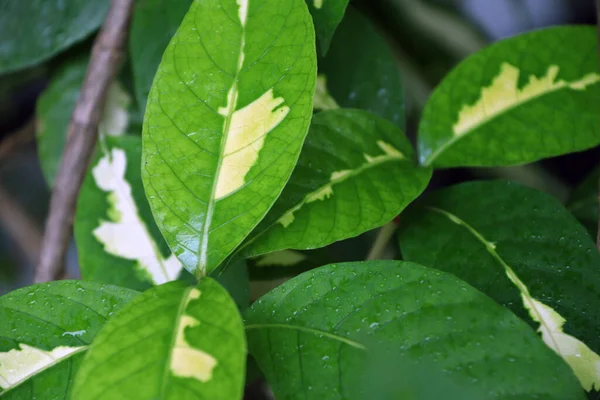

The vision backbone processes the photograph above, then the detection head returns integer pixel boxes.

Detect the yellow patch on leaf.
[505,266,600,391]
[215,89,290,200]
[170,289,217,383]
[0,344,85,390]
[92,148,182,285]
[453,63,600,136]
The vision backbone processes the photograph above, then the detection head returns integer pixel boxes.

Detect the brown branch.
[35,0,135,283]
[0,185,42,266]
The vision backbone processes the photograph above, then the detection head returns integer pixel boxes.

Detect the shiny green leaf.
[0,0,108,74]
[142,0,317,277]
[72,279,245,400]
[305,0,348,54]
[246,261,583,400]
[240,109,431,257]
[129,0,192,111]
[0,281,137,399]
[567,167,599,239]
[419,26,600,168]
[398,180,600,392]
[317,7,404,127]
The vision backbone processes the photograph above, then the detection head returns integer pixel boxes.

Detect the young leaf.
[36,57,131,186]
[142,0,317,277]
[0,281,137,399]
[75,136,187,290]
[318,7,404,127]
[71,279,246,400]
[0,0,108,74]
[129,0,192,111]
[246,261,584,400]
[398,180,600,391]
[418,26,600,168]
[567,166,599,239]
[240,109,431,257]
[305,0,348,54]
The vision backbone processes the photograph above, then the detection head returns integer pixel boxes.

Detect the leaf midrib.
[245,323,366,349]
[198,13,247,277]
[424,205,564,355]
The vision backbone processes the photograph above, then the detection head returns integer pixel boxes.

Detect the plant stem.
[35,0,135,283]
[366,221,398,260]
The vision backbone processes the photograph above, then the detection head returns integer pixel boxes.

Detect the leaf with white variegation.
[240,109,431,257]
[419,26,600,168]
[37,57,131,186]
[142,0,317,277]
[75,136,188,290]
[398,181,600,392]
[0,281,137,399]
[71,279,246,400]
[246,261,584,400]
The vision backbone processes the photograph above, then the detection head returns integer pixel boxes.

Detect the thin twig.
[0,185,42,266]
[366,221,399,261]
[35,0,134,283]
[596,0,600,251]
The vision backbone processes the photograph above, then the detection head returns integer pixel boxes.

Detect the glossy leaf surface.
[241,109,430,257]
[305,0,348,54]
[72,279,246,400]
[318,7,404,127]
[418,26,600,167]
[246,261,583,399]
[129,0,192,111]
[0,0,108,74]
[567,167,599,239]
[0,281,137,399]
[142,0,317,277]
[398,180,600,391]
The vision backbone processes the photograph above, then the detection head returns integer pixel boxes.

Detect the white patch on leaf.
[215,88,290,200]
[453,63,600,137]
[314,74,339,111]
[314,0,323,9]
[505,267,600,392]
[99,82,130,136]
[277,141,404,227]
[92,148,183,285]
[255,250,308,267]
[0,344,85,390]
[170,288,217,382]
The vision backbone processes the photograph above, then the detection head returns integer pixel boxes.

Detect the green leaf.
[245,261,584,400]
[142,0,317,277]
[305,0,348,54]
[75,136,188,290]
[418,26,600,168]
[398,180,600,391]
[0,281,137,399]
[567,167,599,239]
[129,0,192,111]
[0,0,108,74]
[240,109,431,257]
[317,7,404,127]
[71,279,246,400]
[36,57,131,186]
